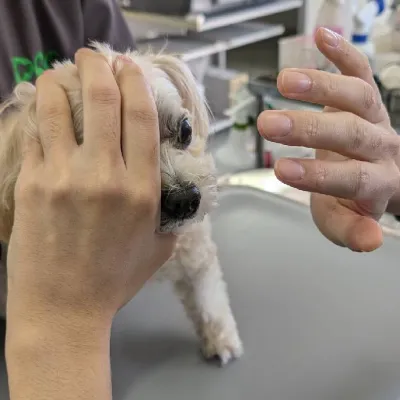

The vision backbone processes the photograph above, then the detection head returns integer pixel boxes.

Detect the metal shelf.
[136,22,285,62]
[123,0,303,32]
[192,22,285,51]
[137,36,225,62]
[210,116,234,135]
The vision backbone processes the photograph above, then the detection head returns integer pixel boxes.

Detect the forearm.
[6,304,113,400]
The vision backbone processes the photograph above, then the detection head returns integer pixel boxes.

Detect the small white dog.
[0,43,243,365]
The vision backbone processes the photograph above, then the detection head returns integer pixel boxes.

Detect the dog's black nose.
[161,184,201,220]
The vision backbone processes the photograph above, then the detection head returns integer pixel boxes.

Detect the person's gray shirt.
[0,0,136,101]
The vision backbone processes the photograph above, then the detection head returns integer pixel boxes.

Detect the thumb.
[311,193,383,252]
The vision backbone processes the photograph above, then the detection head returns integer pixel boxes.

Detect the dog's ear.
[150,54,211,153]
[0,82,36,241]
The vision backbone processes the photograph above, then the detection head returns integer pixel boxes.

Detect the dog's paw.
[201,328,243,366]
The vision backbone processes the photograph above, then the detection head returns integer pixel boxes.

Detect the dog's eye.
[178,118,192,148]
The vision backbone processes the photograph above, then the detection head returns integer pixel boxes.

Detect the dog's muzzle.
[161,183,201,222]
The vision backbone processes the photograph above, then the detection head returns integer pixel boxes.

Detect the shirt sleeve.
[81,0,136,52]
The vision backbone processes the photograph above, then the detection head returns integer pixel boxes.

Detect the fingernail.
[117,55,133,64]
[113,55,134,73]
[259,114,292,138]
[282,71,312,94]
[276,159,305,181]
[321,28,339,47]
[41,69,54,77]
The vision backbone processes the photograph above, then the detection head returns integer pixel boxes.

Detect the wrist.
[6,293,113,352]
[6,310,112,356]
[6,313,113,400]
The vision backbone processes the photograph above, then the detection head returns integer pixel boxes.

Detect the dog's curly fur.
[0,43,243,365]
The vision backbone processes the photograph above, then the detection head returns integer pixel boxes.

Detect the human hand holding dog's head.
[6,49,176,331]
[257,27,400,252]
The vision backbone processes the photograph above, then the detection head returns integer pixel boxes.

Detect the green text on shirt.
[11,50,59,84]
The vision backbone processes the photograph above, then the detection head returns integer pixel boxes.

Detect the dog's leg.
[172,220,243,366]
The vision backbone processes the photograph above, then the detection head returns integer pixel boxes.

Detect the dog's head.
[0,43,218,240]
[103,44,218,233]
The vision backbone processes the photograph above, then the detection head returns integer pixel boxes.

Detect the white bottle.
[351,0,385,74]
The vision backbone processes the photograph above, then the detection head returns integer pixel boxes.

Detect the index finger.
[316,28,389,121]
[115,56,160,183]
[316,29,388,105]
[315,28,377,90]
[36,71,77,161]
[75,48,122,155]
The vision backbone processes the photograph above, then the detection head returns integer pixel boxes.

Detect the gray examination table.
[2,185,400,400]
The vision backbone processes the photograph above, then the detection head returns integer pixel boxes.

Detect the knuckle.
[360,79,377,110]
[353,163,370,198]
[383,136,400,159]
[87,82,120,106]
[132,186,158,216]
[314,163,330,192]
[365,130,400,160]
[303,113,320,142]
[90,177,125,203]
[125,103,158,127]
[81,175,137,210]
[369,134,384,157]
[15,177,43,203]
[102,182,126,202]
[359,51,372,74]
[346,114,365,152]
[325,74,340,95]
[38,118,63,149]
[119,61,145,80]
[37,99,66,123]
[49,181,72,204]
[350,46,372,76]
[44,172,76,205]
[82,184,121,209]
